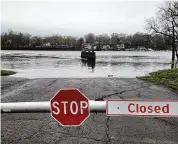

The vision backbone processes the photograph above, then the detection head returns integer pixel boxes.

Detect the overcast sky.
[1,0,165,36]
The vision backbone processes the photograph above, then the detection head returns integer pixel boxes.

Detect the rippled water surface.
[1,50,172,78]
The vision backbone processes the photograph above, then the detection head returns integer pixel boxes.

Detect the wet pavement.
[1,76,178,144]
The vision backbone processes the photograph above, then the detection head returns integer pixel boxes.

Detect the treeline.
[1,30,171,50]
[1,30,84,50]
[84,32,171,50]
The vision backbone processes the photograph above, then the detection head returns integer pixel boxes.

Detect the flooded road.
[1,50,171,78]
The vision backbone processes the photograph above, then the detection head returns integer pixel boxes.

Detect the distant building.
[82,43,93,50]
[102,45,110,51]
[136,46,147,51]
[147,48,154,51]
[43,42,51,47]
[93,46,97,50]
[125,48,136,51]
[116,44,125,50]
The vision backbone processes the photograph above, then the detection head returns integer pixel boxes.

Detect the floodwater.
[1,50,172,78]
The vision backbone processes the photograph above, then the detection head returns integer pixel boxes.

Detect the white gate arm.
[1,100,106,113]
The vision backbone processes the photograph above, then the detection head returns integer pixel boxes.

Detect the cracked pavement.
[1,76,178,144]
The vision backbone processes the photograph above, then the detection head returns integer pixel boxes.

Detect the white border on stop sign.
[50,88,90,127]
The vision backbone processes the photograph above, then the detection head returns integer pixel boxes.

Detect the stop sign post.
[50,89,90,126]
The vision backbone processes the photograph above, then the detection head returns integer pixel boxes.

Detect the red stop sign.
[50,89,90,126]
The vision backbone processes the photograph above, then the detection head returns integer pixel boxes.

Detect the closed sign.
[107,100,178,117]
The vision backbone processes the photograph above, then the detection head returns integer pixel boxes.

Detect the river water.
[1,50,172,78]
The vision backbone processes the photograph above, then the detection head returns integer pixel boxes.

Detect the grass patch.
[1,70,17,76]
[137,68,178,91]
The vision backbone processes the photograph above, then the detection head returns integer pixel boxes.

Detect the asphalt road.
[1,76,178,144]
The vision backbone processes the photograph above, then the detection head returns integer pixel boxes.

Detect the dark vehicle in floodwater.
[81,43,96,60]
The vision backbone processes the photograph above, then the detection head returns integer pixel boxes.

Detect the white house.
[116,44,125,50]
[43,42,51,47]
[137,46,147,51]
[82,43,93,50]
[102,45,110,50]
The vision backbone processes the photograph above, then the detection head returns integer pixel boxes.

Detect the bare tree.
[96,34,110,44]
[145,1,178,68]
[84,33,95,44]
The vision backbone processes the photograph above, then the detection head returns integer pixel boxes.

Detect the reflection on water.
[81,59,96,72]
[1,50,172,78]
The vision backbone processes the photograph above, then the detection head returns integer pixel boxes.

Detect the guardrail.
[1,100,106,113]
